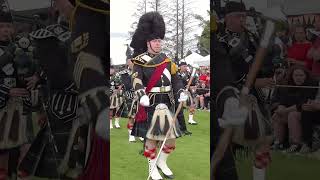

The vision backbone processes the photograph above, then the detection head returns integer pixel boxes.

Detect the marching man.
[130,12,188,179]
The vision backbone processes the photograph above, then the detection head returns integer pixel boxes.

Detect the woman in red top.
[287,25,313,70]
[199,69,210,86]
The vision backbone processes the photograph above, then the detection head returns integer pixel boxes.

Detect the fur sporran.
[216,86,272,147]
[232,94,272,147]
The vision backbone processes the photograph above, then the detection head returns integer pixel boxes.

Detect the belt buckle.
[160,86,165,92]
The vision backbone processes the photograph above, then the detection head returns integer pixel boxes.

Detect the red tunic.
[287,42,313,70]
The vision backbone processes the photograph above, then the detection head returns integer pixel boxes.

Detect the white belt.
[149,86,171,93]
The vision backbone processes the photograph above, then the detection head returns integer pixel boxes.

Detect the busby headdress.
[224,1,246,15]
[130,11,165,57]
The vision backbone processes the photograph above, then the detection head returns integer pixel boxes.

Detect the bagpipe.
[0,34,38,89]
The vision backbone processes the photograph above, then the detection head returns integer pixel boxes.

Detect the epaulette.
[29,24,70,42]
[46,24,71,42]
[118,69,130,75]
[29,28,55,40]
[132,53,151,65]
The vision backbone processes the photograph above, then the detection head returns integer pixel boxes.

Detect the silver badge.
[18,37,30,49]
[4,78,16,88]
[228,37,241,48]
[141,54,152,62]
[2,63,14,75]
[54,26,64,35]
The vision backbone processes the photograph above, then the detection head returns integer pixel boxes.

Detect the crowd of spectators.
[270,17,320,154]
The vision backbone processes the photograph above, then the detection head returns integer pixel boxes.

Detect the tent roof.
[194,54,210,66]
[182,52,204,65]
[260,6,287,20]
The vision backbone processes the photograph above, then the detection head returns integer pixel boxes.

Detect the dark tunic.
[131,53,184,139]
[70,1,109,179]
[18,26,80,178]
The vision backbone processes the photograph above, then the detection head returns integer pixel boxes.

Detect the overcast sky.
[111,0,209,34]
[110,0,209,65]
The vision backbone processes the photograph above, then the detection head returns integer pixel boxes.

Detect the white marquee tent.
[182,52,204,66]
[194,54,210,66]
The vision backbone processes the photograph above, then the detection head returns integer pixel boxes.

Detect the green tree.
[195,11,210,56]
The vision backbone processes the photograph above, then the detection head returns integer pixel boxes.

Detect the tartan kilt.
[131,117,148,138]
[110,92,123,109]
[127,98,138,118]
[131,93,182,139]
[0,97,33,149]
[182,91,193,108]
[18,111,82,178]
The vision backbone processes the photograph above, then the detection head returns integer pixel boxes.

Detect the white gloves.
[140,95,150,107]
[218,97,248,128]
[178,92,188,102]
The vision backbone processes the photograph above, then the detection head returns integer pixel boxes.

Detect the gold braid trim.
[76,0,109,15]
[171,61,178,75]
[132,58,171,67]
[133,58,178,75]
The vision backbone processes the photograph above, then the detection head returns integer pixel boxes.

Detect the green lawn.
[237,151,320,180]
[30,109,320,180]
[110,110,210,180]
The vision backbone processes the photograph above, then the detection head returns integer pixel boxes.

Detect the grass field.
[29,109,320,180]
[110,110,210,180]
[237,149,320,180]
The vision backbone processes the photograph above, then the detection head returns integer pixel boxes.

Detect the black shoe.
[285,144,302,153]
[272,142,286,151]
[162,173,174,179]
[183,130,192,136]
[157,167,175,179]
